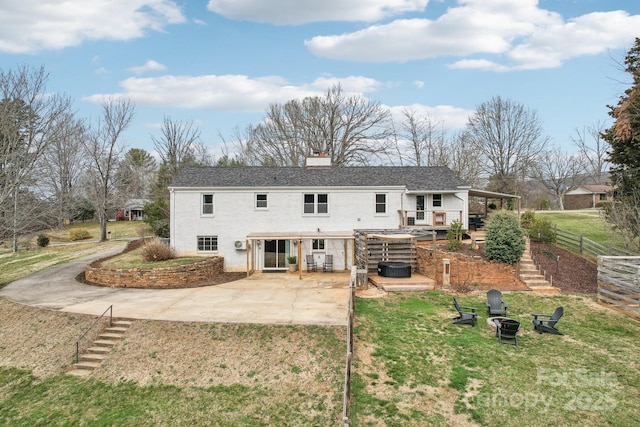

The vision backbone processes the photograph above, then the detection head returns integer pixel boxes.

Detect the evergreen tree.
[602,38,640,251]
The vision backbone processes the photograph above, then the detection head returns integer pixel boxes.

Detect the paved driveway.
[0,246,351,326]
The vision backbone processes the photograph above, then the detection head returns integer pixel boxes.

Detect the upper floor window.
[256,193,268,209]
[202,194,214,215]
[432,194,442,208]
[197,236,218,252]
[375,194,386,213]
[304,193,328,214]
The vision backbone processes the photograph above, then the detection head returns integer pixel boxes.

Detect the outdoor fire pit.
[487,317,520,331]
[377,262,412,278]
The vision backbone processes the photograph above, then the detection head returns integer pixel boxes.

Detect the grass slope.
[350,292,640,426]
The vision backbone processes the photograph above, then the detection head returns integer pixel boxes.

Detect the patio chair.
[452,297,477,326]
[531,307,564,335]
[486,289,508,316]
[323,254,333,272]
[306,255,317,272]
[496,319,520,346]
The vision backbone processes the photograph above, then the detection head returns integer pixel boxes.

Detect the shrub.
[446,220,465,251]
[142,237,176,262]
[520,210,536,230]
[485,211,525,265]
[69,229,91,241]
[150,220,170,238]
[36,234,50,247]
[488,202,497,210]
[287,256,297,264]
[528,217,555,244]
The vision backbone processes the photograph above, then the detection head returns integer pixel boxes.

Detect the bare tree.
[0,65,71,251]
[394,108,446,166]
[249,84,393,166]
[462,96,550,194]
[571,122,610,184]
[530,147,586,210]
[445,131,482,187]
[115,148,157,200]
[152,116,202,176]
[38,111,88,228]
[83,98,135,242]
[151,116,209,196]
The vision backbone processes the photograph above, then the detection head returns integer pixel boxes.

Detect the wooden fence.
[341,267,358,426]
[597,256,640,320]
[553,226,636,260]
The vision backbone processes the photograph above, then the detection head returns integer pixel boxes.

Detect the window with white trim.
[303,193,328,214]
[432,194,442,208]
[256,193,268,209]
[197,236,218,251]
[202,194,214,215]
[375,193,386,213]
[312,239,325,250]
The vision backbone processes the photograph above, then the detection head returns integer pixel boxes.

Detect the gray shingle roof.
[170,166,470,192]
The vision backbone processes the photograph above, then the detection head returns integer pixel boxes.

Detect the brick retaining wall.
[417,245,526,290]
[85,256,225,289]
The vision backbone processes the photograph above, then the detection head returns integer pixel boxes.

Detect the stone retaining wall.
[85,256,224,289]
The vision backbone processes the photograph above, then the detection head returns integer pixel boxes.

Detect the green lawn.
[0,221,149,288]
[350,291,640,426]
[535,210,627,249]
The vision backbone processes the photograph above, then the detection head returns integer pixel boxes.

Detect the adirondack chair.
[496,319,520,346]
[323,254,333,272]
[452,297,477,326]
[306,255,317,272]
[486,289,508,316]
[532,307,564,335]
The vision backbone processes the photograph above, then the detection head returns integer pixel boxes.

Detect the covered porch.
[244,231,355,279]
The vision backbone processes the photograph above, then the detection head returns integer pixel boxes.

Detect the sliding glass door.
[264,239,290,270]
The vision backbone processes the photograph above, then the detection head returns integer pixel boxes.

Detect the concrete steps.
[67,319,133,377]
[520,240,560,293]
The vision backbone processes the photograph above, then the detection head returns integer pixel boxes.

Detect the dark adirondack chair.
[306,255,317,272]
[496,319,520,346]
[532,307,564,335]
[323,254,333,272]
[452,297,478,326]
[486,289,508,316]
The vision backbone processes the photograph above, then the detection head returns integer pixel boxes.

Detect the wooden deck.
[368,273,435,292]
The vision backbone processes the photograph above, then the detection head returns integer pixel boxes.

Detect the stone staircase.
[520,239,560,293]
[67,319,133,377]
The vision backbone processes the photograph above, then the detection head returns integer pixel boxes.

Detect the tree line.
[2,36,638,252]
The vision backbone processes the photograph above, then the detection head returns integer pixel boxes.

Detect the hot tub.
[377,262,412,278]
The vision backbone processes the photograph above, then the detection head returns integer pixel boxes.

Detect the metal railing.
[73,305,112,364]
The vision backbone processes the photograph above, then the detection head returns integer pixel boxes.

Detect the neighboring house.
[116,199,148,221]
[563,185,613,210]
[169,156,471,272]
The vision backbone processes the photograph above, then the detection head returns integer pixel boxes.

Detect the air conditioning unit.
[234,240,247,250]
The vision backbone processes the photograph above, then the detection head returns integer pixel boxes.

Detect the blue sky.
[1,0,639,160]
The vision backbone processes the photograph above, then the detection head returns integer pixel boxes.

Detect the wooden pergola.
[244,231,355,279]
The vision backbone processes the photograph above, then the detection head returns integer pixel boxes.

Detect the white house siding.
[170,186,412,271]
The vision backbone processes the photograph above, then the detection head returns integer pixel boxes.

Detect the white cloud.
[0,0,185,53]
[413,80,425,88]
[448,59,510,72]
[206,0,428,24]
[305,0,640,70]
[389,104,472,130]
[83,74,383,111]
[129,60,167,75]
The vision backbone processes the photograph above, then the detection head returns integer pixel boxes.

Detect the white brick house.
[169,157,471,272]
